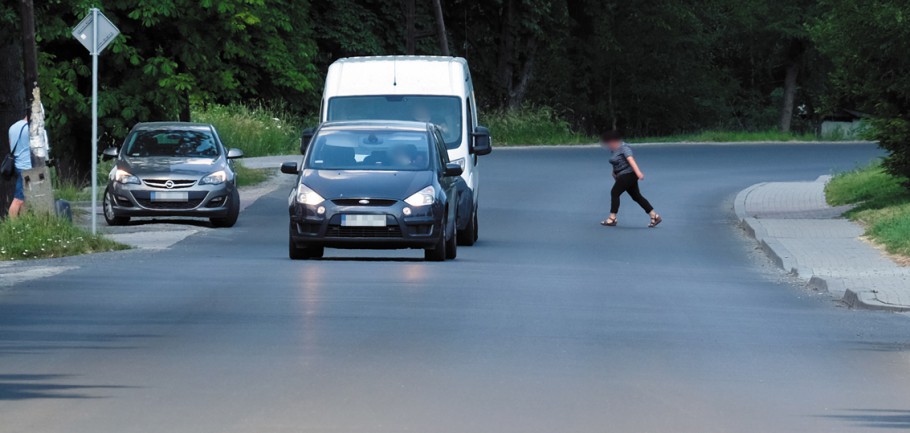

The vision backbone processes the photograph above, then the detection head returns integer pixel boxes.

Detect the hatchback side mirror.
[471,126,492,156]
[227,148,244,159]
[101,147,119,160]
[300,127,316,155]
[280,162,299,175]
[444,163,464,177]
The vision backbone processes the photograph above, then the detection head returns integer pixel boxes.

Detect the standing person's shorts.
[13,169,25,201]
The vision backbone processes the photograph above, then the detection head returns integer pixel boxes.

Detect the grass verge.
[826,163,910,257]
[483,106,594,146]
[636,130,840,143]
[193,104,305,157]
[0,213,128,261]
[234,162,272,187]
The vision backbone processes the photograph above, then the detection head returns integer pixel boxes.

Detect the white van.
[303,56,492,246]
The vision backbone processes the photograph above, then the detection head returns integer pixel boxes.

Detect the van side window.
[466,98,474,134]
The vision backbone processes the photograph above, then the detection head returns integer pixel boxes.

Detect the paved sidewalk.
[735,176,910,311]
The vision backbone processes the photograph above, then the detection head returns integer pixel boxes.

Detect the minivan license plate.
[341,215,386,227]
[151,191,188,202]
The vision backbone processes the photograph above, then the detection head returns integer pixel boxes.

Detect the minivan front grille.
[331,198,398,207]
[143,179,197,189]
[327,225,403,238]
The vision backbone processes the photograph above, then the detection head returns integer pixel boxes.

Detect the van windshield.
[327,96,462,149]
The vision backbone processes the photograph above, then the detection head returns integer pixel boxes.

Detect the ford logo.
[359,199,370,205]
[165,180,175,189]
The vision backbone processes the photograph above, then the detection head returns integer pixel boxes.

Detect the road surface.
[3,143,907,433]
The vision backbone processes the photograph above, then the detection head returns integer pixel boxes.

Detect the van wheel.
[458,207,477,246]
[211,189,240,228]
[103,187,129,226]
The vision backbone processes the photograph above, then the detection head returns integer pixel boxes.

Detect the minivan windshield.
[327,96,462,149]
[124,129,220,158]
[307,129,432,171]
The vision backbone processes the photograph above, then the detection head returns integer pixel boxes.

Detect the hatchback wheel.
[102,187,130,226]
[211,188,240,228]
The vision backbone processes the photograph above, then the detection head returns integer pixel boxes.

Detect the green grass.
[826,163,910,257]
[233,162,271,187]
[635,130,837,143]
[483,106,595,145]
[193,104,306,157]
[0,213,128,261]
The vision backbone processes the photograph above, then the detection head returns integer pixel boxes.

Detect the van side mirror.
[444,163,464,177]
[300,127,316,155]
[471,126,492,156]
[102,147,119,160]
[227,148,244,159]
[280,162,299,175]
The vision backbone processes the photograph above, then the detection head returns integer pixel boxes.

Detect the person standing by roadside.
[600,130,662,228]
[7,111,31,218]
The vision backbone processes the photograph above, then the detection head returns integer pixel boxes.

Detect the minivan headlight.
[113,169,140,185]
[199,170,227,185]
[296,184,325,206]
[404,186,435,207]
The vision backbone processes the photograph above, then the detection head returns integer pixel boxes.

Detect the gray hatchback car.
[102,122,244,227]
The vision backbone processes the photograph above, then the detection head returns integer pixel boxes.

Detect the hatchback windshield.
[307,130,431,171]
[124,129,220,158]
[327,96,462,149]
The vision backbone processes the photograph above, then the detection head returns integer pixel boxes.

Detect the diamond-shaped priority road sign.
[72,10,120,54]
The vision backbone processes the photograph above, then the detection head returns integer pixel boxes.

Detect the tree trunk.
[431,0,449,56]
[20,0,37,99]
[0,39,26,218]
[405,0,415,55]
[496,0,515,106]
[508,40,537,110]
[779,61,799,133]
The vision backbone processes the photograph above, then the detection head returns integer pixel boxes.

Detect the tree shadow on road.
[0,374,132,400]
[822,409,910,429]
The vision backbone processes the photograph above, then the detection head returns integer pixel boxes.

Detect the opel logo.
[165,180,175,189]
[359,199,370,205]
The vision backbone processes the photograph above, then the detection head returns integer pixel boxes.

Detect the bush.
[193,104,307,157]
[482,106,593,145]
[0,214,128,260]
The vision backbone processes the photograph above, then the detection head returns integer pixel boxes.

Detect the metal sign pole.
[90,7,99,234]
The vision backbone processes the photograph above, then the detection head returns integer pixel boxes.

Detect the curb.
[497,141,877,150]
[735,181,910,312]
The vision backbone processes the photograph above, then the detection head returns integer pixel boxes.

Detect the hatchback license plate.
[342,215,386,227]
[151,191,189,202]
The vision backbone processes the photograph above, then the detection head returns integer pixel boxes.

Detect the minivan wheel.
[458,207,477,246]
[289,223,324,260]
[445,225,457,259]
[211,188,240,228]
[102,187,129,226]
[424,225,447,262]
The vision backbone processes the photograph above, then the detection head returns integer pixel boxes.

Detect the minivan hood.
[301,169,433,200]
[121,157,222,178]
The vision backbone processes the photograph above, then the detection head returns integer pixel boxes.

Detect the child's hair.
[600,130,623,142]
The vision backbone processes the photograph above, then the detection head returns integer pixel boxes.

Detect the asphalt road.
[2,143,907,433]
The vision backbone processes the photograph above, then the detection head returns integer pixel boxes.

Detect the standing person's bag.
[1,124,28,180]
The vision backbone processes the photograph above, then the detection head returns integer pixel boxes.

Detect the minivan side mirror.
[471,126,492,156]
[444,163,464,177]
[101,147,119,160]
[300,127,316,155]
[280,162,299,175]
[227,148,244,159]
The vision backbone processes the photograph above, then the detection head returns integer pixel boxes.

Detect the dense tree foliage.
[813,0,910,181]
[0,0,906,181]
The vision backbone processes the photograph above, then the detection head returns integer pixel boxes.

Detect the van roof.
[325,56,471,97]
[320,120,432,133]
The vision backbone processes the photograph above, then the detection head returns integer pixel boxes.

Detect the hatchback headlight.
[405,186,435,207]
[199,170,227,185]
[296,184,325,206]
[113,169,140,185]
